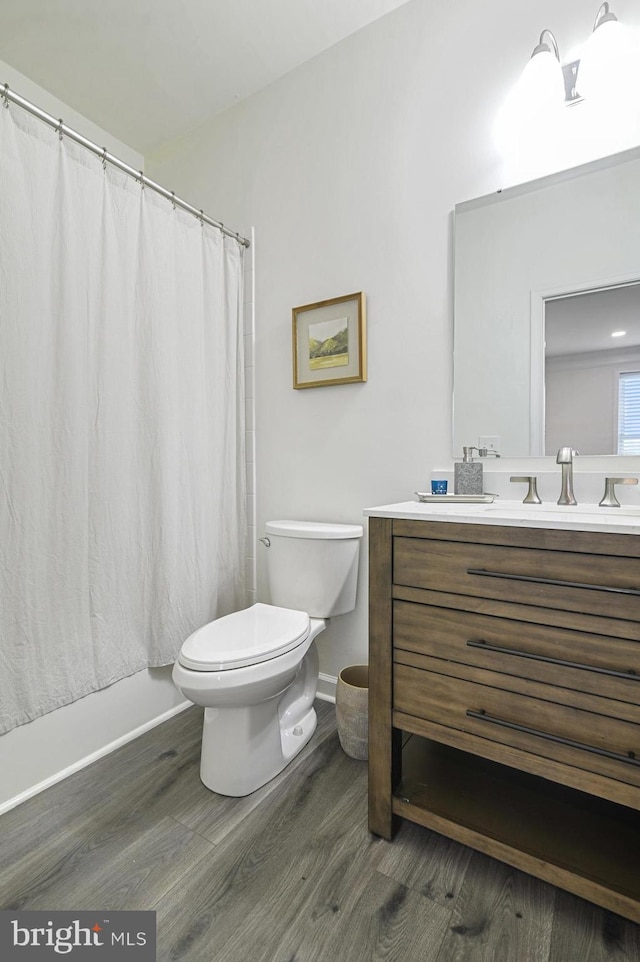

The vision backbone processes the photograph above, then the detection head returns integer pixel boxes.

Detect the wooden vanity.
[367,505,640,922]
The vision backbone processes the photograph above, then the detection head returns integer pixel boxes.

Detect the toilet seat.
[178,603,311,671]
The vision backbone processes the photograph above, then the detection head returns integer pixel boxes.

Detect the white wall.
[148,0,640,683]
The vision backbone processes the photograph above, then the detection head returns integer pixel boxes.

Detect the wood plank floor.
[1,702,638,960]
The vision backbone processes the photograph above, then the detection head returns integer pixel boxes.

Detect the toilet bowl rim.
[175,616,326,678]
[178,603,322,672]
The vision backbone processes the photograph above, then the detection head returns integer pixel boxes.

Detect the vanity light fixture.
[576,3,633,101]
[611,330,627,337]
[494,2,636,166]
[521,3,632,107]
[522,30,567,108]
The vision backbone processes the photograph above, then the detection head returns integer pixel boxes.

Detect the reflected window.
[618,371,640,454]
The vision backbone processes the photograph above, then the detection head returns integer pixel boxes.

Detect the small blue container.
[431,479,448,495]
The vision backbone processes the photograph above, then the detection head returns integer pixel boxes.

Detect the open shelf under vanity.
[394,733,640,921]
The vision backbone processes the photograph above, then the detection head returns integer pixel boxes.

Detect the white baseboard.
[2,673,339,817]
[316,671,337,704]
[0,700,191,817]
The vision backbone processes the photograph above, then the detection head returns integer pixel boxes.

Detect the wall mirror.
[453,147,640,458]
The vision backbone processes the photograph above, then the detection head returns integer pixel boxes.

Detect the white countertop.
[364,499,640,536]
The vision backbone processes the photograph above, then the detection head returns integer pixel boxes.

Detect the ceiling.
[0,0,411,156]
[546,284,640,357]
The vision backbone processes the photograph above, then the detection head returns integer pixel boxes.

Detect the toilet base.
[280,705,317,764]
[199,639,320,796]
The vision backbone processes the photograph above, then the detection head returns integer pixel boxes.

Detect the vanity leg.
[368,517,400,839]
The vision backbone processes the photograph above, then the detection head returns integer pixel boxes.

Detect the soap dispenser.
[454,447,483,495]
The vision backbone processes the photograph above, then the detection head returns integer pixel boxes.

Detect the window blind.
[618,371,640,454]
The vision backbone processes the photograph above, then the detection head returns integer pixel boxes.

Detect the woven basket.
[336,665,369,760]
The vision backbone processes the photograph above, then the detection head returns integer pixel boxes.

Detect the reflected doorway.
[544,283,640,455]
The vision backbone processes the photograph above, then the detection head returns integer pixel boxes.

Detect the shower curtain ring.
[101,147,107,171]
[56,118,64,141]
[138,170,145,190]
[2,83,9,108]
[171,191,176,210]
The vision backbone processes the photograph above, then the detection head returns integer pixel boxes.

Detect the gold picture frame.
[292,291,367,389]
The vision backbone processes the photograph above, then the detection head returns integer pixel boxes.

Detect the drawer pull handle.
[466,709,640,767]
[466,567,640,597]
[466,639,640,682]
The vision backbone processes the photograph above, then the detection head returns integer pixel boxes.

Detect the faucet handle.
[510,475,542,504]
[599,477,638,508]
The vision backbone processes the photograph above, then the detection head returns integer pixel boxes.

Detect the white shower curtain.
[0,105,246,733]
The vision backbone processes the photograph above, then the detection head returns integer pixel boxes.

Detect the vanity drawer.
[393,600,640,705]
[394,662,640,789]
[393,537,640,622]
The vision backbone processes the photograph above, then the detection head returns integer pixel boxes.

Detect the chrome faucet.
[556,446,578,505]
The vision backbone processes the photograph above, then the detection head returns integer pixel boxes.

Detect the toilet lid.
[178,603,311,671]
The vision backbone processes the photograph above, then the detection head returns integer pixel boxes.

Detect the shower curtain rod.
[2,82,250,248]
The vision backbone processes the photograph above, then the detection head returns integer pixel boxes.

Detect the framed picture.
[292,292,367,389]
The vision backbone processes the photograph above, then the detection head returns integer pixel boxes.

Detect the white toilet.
[172,519,363,796]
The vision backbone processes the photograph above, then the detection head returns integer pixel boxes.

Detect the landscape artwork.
[292,291,366,389]
[308,316,349,370]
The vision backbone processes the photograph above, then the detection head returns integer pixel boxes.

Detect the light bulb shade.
[576,17,632,100]
[494,42,565,176]
[519,48,566,110]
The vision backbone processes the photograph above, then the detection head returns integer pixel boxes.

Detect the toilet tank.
[264,520,363,618]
